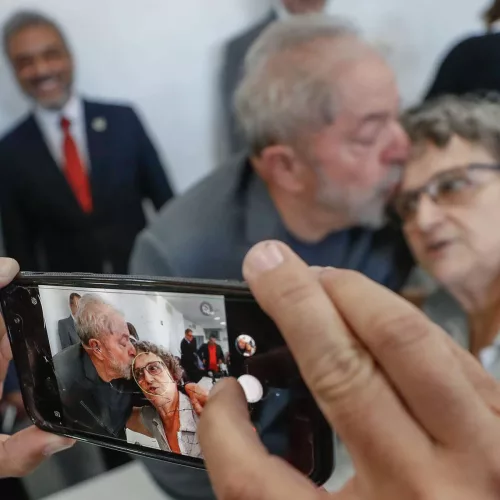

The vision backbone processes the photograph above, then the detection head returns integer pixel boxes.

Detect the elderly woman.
[128,341,203,458]
[393,95,500,373]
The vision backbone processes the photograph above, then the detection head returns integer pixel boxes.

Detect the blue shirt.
[285,227,407,291]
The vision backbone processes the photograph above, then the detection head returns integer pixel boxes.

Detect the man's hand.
[199,241,500,500]
[0,258,74,478]
[185,383,209,416]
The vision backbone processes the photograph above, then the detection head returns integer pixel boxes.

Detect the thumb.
[0,426,75,478]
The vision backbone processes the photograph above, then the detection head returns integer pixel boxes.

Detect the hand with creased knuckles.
[199,241,500,500]
[0,258,74,478]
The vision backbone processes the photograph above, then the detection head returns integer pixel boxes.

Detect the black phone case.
[0,271,335,485]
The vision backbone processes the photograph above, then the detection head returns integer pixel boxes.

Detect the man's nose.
[31,58,53,79]
[128,343,136,357]
[414,194,445,231]
[382,121,410,165]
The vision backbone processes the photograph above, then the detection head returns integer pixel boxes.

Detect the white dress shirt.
[34,94,90,171]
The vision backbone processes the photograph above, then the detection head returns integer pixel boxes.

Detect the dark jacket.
[0,100,174,273]
[197,343,224,370]
[220,11,276,155]
[426,32,500,99]
[130,154,413,292]
[52,344,135,439]
[58,316,79,351]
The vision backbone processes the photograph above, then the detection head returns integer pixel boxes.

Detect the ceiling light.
[220,322,226,326]
[214,316,220,320]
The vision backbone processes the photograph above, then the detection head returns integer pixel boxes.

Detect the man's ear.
[88,339,104,360]
[253,145,307,194]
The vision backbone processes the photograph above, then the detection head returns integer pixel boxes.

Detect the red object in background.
[208,343,218,371]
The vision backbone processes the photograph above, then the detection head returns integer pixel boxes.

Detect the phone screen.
[1,276,333,484]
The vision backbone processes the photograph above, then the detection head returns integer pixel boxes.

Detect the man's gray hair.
[234,14,362,154]
[3,10,68,56]
[402,93,500,162]
[75,293,124,346]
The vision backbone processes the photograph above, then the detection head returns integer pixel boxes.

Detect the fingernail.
[244,242,284,278]
[0,258,19,279]
[43,438,75,456]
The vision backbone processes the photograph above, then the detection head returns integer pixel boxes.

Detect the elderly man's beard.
[109,358,133,380]
[314,166,400,229]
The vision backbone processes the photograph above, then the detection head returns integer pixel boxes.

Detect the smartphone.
[0,272,334,484]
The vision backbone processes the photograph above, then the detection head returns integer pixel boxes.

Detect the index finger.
[242,241,432,472]
[199,378,321,500]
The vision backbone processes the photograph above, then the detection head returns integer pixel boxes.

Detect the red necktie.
[61,117,93,213]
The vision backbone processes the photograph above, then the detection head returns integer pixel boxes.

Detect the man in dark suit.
[180,328,203,383]
[57,292,80,351]
[220,0,328,155]
[0,11,174,274]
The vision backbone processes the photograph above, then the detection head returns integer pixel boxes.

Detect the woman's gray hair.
[402,93,500,162]
[234,14,361,154]
[3,10,68,56]
[75,293,124,346]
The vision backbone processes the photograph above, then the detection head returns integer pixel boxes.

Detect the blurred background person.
[132,16,413,291]
[197,334,224,376]
[394,95,500,375]
[57,292,80,350]
[127,322,139,341]
[180,328,204,383]
[221,0,329,156]
[425,0,500,100]
[130,341,203,458]
[0,11,174,274]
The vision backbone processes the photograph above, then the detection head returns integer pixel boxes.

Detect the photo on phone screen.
[39,285,231,459]
[1,275,334,484]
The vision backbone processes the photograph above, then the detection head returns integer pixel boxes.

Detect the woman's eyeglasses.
[392,163,500,223]
[133,360,170,383]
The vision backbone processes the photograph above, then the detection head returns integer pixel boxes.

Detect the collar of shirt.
[272,0,331,20]
[34,94,90,169]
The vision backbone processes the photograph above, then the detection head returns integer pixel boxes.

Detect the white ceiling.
[166,294,227,329]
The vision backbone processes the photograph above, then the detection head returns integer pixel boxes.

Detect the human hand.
[0,258,74,478]
[199,241,500,499]
[185,383,209,416]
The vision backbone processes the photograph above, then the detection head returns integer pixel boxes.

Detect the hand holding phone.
[200,241,500,500]
[0,264,333,484]
[0,258,74,478]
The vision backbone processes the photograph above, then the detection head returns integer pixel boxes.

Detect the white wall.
[327,0,490,106]
[0,0,491,193]
[39,285,208,357]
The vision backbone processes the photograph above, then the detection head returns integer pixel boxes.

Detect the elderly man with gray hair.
[131,14,412,498]
[53,294,206,442]
[52,294,140,438]
[131,14,412,289]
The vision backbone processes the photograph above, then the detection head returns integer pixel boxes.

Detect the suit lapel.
[26,115,65,182]
[84,101,110,207]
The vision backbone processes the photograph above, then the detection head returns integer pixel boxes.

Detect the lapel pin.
[92,117,107,133]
